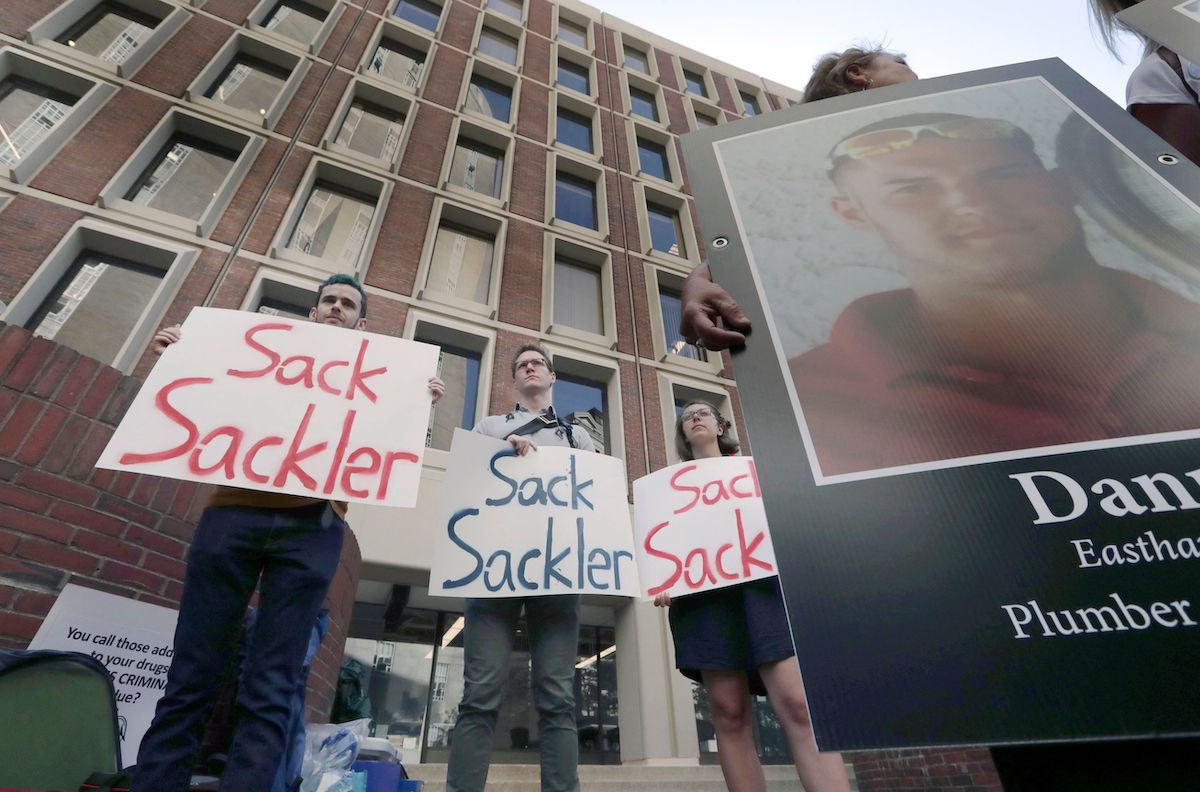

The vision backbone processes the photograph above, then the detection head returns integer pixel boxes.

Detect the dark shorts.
[668,576,795,696]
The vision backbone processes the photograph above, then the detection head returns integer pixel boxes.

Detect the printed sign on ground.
[429,428,640,597]
[97,307,440,508]
[29,584,179,760]
[633,456,777,599]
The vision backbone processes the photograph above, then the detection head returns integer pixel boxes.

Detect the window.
[557,18,587,48]
[425,342,483,450]
[554,370,608,453]
[694,108,718,128]
[426,222,495,306]
[465,73,512,123]
[555,172,596,230]
[647,202,682,256]
[286,181,378,269]
[259,0,327,44]
[448,137,504,199]
[124,135,240,221]
[55,1,157,65]
[740,90,761,116]
[365,37,426,88]
[623,46,649,74]
[637,137,670,181]
[477,27,518,66]
[555,106,592,153]
[394,0,441,31]
[553,257,603,336]
[333,98,405,163]
[486,0,523,21]
[658,284,705,361]
[0,76,77,170]
[203,52,294,119]
[557,58,589,94]
[682,68,707,98]
[628,86,657,122]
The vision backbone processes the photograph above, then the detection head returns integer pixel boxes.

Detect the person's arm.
[151,324,182,355]
[678,263,752,351]
[427,376,445,405]
[1130,103,1200,166]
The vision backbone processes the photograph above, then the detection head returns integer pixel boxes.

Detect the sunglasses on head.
[829,118,1025,166]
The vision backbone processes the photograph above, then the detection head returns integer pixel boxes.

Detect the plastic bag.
[299,718,370,792]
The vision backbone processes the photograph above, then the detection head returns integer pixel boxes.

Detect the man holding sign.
[132,275,444,792]
[445,343,595,792]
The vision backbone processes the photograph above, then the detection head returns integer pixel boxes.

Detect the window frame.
[553,45,596,99]
[269,157,391,278]
[645,262,723,374]
[246,0,341,55]
[460,60,519,129]
[637,183,698,264]
[736,82,766,117]
[391,0,445,35]
[546,152,608,242]
[541,234,617,349]
[0,48,118,184]
[615,32,656,79]
[185,32,308,129]
[657,372,736,465]
[685,95,726,131]
[240,267,322,321]
[554,9,591,52]
[483,0,525,24]
[414,198,507,318]
[27,0,188,78]
[0,218,196,373]
[472,14,524,71]
[439,117,513,208]
[622,71,667,128]
[357,19,433,96]
[98,109,263,236]
[545,344,625,462]
[321,79,415,172]
[677,61,714,100]
[549,90,601,162]
[628,120,682,189]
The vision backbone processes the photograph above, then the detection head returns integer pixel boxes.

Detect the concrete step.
[402,762,855,791]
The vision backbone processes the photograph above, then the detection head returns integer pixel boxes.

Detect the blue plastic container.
[350,760,402,792]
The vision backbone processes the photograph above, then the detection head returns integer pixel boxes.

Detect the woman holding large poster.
[653,401,850,792]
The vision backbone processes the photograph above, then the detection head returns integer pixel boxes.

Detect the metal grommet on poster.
[712,237,729,249]
[1158,154,1179,165]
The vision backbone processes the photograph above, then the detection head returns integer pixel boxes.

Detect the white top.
[1126,51,1200,107]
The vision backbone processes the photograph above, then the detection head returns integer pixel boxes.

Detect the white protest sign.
[429,428,640,597]
[97,307,440,507]
[632,456,778,599]
[29,583,179,760]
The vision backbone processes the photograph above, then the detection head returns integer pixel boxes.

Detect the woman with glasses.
[653,401,851,792]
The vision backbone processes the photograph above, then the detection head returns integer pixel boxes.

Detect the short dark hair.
[511,342,554,378]
[316,274,367,319]
[675,400,740,460]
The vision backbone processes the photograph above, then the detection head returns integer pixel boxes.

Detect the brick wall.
[852,748,1002,792]
[0,322,360,723]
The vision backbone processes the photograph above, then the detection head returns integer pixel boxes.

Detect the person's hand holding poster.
[96,307,440,508]
[429,428,640,597]
[633,456,777,599]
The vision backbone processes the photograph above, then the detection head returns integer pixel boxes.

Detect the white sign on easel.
[29,584,179,761]
[96,307,440,508]
[429,429,641,597]
[632,456,778,599]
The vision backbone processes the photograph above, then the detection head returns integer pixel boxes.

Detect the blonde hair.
[1088,0,1149,58]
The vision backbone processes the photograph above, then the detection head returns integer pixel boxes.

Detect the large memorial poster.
[97,308,440,508]
[632,456,778,599]
[429,429,640,597]
[1118,0,1200,67]
[29,584,179,761]
[679,61,1200,749]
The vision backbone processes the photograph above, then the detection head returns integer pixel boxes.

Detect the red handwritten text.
[669,459,760,515]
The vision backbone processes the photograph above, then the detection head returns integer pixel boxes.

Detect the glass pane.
[741,91,761,116]
[557,19,587,48]
[623,48,648,74]
[596,626,619,762]
[125,134,239,221]
[637,138,670,181]
[465,75,512,122]
[487,0,523,21]
[204,54,291,117]
[554,372,607,452]
[287,181,377,268]
[257,295,311,320]
[423,612,468,760]
[555,173,596,230]
[647,202,682,256]
[691,682,719,763]
[334,100,405,162]
[477,28,518,66]
[427,224,494,304]
[0,76,77,168]
[553,258,603,335]
[365,39,426,88]
[25,252,161,363]
[261,0,326,43]
[56,1,156,64]
[394,0,441,30]
[683,69,706,97]
[753,694,792,764]
[425,343,482,449]
[628,87,657,122]
[557,59,589,94]
[555,108,592,153]
[694,111,717,128]
[659,287,705,361]
[449,138,505,198]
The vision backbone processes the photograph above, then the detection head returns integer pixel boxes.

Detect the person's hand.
[653,592,671,607]
[506,434,537,455]
[151,324,182,356]
[679,263,751,351]
[428,376,445,404]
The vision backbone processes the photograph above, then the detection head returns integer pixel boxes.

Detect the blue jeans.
[133,502,345,792]
[445,595,581,792]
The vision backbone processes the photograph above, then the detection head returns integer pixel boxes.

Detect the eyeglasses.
[680,407,715,422]
[829,118,1024,166]
[516,358,548,372]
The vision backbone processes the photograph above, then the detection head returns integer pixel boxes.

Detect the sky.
[588,0,1146,105]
